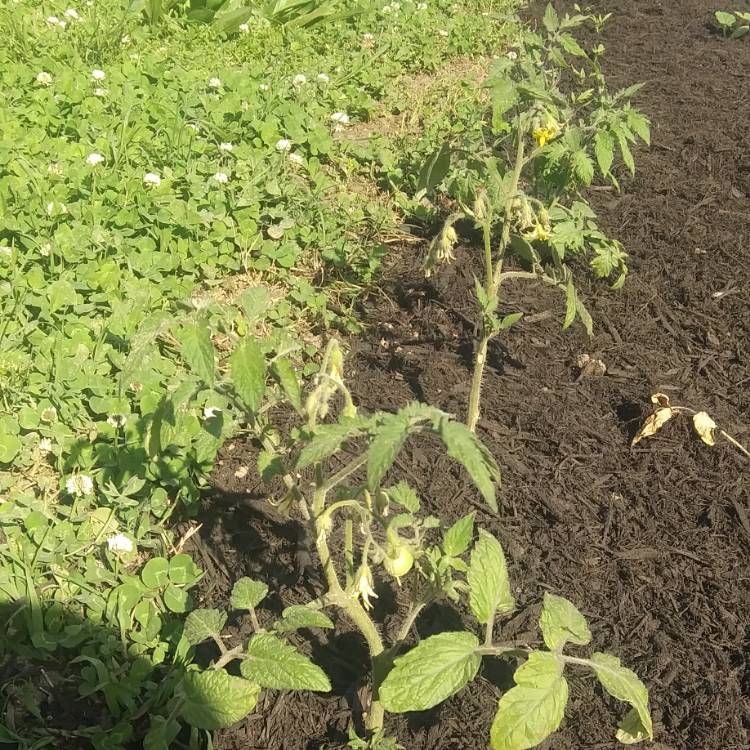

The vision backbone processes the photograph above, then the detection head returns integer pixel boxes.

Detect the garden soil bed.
[197,1,750,748]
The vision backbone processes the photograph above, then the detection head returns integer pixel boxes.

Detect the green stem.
[396,601,426,642]
[312,488,385,731]
[345,518,354,588]
[467,116,527,432]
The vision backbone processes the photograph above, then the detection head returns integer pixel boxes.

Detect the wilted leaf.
[631,407,674,446]
[591,652,653,742]
[692,411,716,446]
[650,392,671,408]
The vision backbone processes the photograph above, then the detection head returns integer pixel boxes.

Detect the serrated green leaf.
[179,322,215,387]
[241,634,331,691]
[239,286,270,324]
[490,652,568,750]
[230,577,268,611]
[563,275,577,330]
[626,111,651,146]
[491,77,519,133]
[594,130,615,176]
[386,481,420,513]
[184,609,227,646]
[180,669,260,730]
[615,129,635,175]
[572,149,594,185]
[539,593,592,650]
[295,422,363,470]
[273,605,334,633]
[230,339,266,414]
[271,358,302,411]
[379,632,481,712]
[499,312,524,331]
[509,234,537,265]
[368,413,411,491]
[542,3,559,32]
[443,512,475,556]
[468,530,515,624]
[558,32,587,57]
[575,296,594,336]
[438,419,500,511]
[591,653,653,742]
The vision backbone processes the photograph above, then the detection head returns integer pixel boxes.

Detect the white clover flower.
[41,407,58,423]
[143,172,161,186]
[259,83,269,92]
[66,474,94,497]
[47,163,63,176]
[40,242,52,257]
[239,22,249,33]
[46,201,55,214]
[91,69,105,81]
[0,246,12,259]
[219,142,233,152]
[317,72,330,83]
[362,32,375,47]
[213,171,229,184]
[288,152,304,165]
[64,8,80,19]
[36,71,53,86]
[275,138,292,152]
[93,87,107,97]
[106,533,134,554]
[107,413,127,428]
[129,381,143,393]
[506,49,518,60]
[292,73,307,86]
[121,34,130,44]
[46,15,61,26]
[416,1,427,9]
[438,29,449,37]
[86,152,105,166]
[186,123,199,133]
[330,111,349,125]
[203,406,222,419]
[208,77,222,89]
[39,438,53,453]
[59,20,67,28]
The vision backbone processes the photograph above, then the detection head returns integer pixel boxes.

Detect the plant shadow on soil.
[202,1,750,748]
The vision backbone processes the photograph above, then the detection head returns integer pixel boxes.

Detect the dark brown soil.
[199,1,750,748]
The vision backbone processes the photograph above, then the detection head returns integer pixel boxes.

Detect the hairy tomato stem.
[467,116,527,432]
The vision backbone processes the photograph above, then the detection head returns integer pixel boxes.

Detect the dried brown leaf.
[632,407,675,446]
[650,392,672,408]
[692,411,717,446]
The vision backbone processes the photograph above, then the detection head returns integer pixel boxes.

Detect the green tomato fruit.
[383,545,414,579]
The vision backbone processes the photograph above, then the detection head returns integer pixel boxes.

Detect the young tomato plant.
[168,321,653,749]
[422,5,650,431]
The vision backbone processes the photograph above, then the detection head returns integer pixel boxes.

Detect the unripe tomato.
[383,545,414,579]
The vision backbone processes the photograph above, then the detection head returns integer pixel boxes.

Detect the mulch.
[201,1,750,747]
